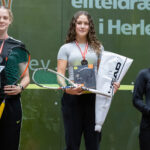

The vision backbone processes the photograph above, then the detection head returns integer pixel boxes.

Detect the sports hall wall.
[8,0,150,149]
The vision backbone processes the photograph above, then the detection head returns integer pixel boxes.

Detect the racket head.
[32,68,76,89]
[5,47,30,85]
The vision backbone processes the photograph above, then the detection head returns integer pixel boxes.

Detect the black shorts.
[139,128,150,150]
[61,93,101,150]
[0,95,22,150]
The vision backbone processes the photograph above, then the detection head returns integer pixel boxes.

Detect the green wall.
[7,0,150,149]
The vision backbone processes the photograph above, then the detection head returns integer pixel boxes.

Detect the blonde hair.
[0,6,13,23]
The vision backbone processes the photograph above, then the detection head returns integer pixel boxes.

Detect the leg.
[61,93,84,150]
[0,96,22,150]
[139,129,150,150]
[0,121,21,150]
[82,94,101,150]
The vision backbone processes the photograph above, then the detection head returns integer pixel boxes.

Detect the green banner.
[9,0,150,149]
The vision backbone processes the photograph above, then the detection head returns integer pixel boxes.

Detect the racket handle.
[81,87,111,97]
[61,86,75,89]
[0,100,5,119]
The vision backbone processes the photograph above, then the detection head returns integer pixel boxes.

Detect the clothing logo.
[0,65,5,72]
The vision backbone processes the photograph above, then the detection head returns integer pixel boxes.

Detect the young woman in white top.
[57,11,119,150]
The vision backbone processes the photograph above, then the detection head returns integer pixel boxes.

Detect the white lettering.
[29,59,39,71]
[108,19,121,34]
[102,0,112,9]
[95,0,102,9]
[84,0,88,8]
[145,24,150,35]
[132,20,144,35]
[118,0,129,10]
[100,19,150,36]
[147,0,150,10]
[89,0,93,8]
[121,24,132,35]
[41,60,50,69]
[130,0,138,9]
[113,0,117,9]
[71,0,150,10]
[29,59,51,71]
[137,1,147,10]
[72,0,82,8]
[99,18,104,34]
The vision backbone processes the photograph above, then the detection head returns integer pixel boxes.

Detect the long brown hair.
[66,11,101,54]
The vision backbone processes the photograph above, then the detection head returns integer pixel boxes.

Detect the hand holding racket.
[4,84,23,95]
[32,68,111,97]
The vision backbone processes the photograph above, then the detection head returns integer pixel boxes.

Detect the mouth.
[0,25,6,28]
[79,30,86,33]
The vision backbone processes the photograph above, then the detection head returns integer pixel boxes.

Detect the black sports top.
[133,68,150,130]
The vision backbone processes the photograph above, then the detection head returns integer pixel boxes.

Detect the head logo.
[108,61,122,94]
[114,62,121,79]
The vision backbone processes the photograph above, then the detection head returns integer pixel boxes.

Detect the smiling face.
[75,14,89,41]
[0,7,12,34]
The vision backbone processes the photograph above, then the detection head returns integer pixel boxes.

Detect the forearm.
[4,75,30,95]
[19,75,30,89]
[133,98,150,115]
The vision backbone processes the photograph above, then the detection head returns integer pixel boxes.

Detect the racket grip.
[62,86,75,89]
[81,87,111,97]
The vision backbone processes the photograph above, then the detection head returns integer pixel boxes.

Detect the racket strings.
[33,69,71,88]
[5,48,30,85]
[33,70,59,87]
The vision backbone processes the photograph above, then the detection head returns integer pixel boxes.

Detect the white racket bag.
[95,51,133,132]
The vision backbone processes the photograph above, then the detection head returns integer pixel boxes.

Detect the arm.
[4,63,30,95]
[133,70,150,115]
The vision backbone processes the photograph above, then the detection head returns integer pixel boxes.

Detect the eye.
[3,16,9,20]
[84,22,89,25]
[76,21,82,25]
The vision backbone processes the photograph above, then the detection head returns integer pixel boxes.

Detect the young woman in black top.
[133,68,150,150]
[0,6,30,150]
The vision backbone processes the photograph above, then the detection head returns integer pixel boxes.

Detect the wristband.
[18,84,24,91]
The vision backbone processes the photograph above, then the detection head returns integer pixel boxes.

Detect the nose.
[0,18,4,22]
[81,23,85,28]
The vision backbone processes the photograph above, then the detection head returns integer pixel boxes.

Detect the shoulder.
[6,37,30,55]
[136,68,150,81]
[58,42,75,54]
[5,37,26,51]
[57,43,74,59]
[8,37,23,43]
[60,42,74,50]
[138,68,149,76]
[7,37,25,47]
